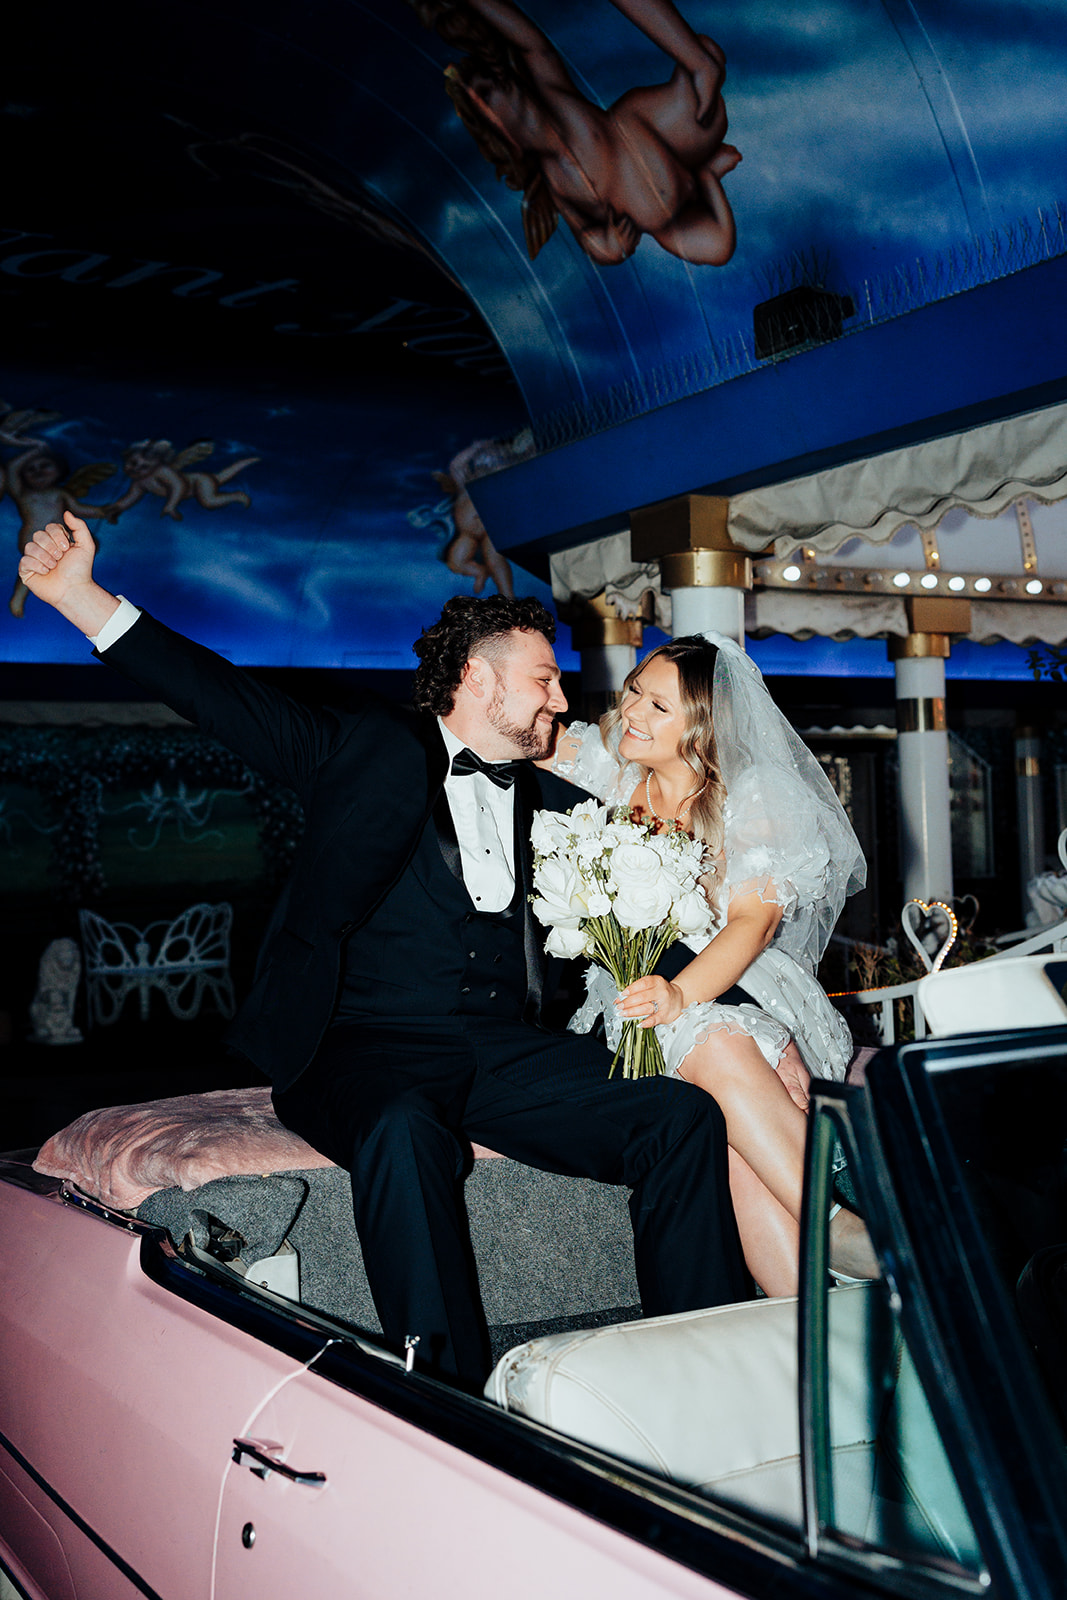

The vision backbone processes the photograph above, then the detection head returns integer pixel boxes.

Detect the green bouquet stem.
[584,914,679,1079]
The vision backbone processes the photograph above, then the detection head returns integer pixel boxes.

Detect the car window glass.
[809,1107,985,1580]
[930,1057,1067,1444]
[826,1278,982,1571]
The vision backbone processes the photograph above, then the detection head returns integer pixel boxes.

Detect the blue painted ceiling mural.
[3,0,1065,666]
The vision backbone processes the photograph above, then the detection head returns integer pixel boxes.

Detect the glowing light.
[892,571,911,588]
[1026,579,1044,595]
[974,577,992,593]
[947,576,966,592]
[920,573,938,589]
[782,565,802,582]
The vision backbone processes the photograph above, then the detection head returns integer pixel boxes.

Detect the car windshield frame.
[799,1026,1067,1600]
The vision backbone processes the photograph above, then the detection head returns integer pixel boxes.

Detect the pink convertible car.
[3,961,1067,1600]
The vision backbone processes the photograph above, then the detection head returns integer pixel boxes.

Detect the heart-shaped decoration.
[901,899,959,974]
[952,894,979,936]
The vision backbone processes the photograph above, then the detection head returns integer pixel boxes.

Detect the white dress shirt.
[87,600,517,913]
[437,721,517,912]
[88,596,141,651]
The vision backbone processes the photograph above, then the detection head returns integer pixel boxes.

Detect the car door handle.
[232,1437,327,1488]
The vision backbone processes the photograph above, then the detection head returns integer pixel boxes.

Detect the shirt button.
[460,986,471,994]
[489,990,498,1000]
[468,950,477,959]
[485,848,491,854]
[493,954,503,964]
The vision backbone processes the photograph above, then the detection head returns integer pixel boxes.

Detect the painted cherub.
[107,439,260,521]
[7,446,117,618]
[414,0,740,265]
[433,439,516,597]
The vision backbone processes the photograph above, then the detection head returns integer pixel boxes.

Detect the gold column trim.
[1015,755,1041,778]
[889,631,951,660]
[896,697,947,734]
[629,493,733,560]
[660,549,752,590]
[558,588,649,650]
[905,596,971,635]
[571,616,645,649]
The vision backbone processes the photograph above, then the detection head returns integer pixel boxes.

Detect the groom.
[19,514,749,1385]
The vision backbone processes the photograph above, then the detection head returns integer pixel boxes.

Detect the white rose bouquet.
[529,799,713,1078]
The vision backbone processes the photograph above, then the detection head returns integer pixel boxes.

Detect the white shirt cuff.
[89,596,141,652]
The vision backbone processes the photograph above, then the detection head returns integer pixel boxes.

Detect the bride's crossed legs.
[675,1029,876,1297]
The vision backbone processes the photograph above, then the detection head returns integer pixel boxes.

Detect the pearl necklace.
[644,771,707,826]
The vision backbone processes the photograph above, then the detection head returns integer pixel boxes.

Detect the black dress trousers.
[274,1013,750,1388]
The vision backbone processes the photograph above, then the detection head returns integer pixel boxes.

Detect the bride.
[541,631,874,1296]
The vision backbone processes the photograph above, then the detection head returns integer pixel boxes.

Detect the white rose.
[575,833,608,867]
[673,888,712,937]
[609,842,664,894]
[531,857,587,928]
[584,890,612,918]
[612,877,675,932]
[604,818,641,848]
[531,808,573,856]
[545,924,590,959]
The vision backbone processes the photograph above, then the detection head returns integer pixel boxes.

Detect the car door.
[797,1032,1067,1600]
[213,1341,747,1600]
[0,1169,334,1600]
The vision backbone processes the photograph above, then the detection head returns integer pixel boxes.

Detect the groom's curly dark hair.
[412,594,557,716]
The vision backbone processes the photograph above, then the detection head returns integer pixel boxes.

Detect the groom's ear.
[462,654,491,699]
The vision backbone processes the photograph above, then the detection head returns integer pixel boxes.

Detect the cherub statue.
[413,0,740,265]
[7,446,117,618]
[28,937,83,1046]
[107,439,260,521]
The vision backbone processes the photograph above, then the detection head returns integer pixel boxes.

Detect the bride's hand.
[615,975,684,1029]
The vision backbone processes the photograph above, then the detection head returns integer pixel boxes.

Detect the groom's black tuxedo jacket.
[99,612,587,1090]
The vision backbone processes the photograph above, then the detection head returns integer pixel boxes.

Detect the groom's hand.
[19,513,95,598]
[18,512,120,635]
[616,974,684,1029]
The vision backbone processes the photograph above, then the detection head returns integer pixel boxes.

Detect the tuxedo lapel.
[433,786,465,885]
[513,763,544,1024]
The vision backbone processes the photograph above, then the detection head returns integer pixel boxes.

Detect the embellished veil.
[704,630,866,974]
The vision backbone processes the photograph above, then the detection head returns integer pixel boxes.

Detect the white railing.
[849,833,1067,1047]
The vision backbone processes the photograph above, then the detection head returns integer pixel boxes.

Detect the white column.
[1015,728,1045,909]
[893,641,953,904]
[667,583,745,644]
[661,549,750,647]
[567,612,645,722]
[579,642,636,695]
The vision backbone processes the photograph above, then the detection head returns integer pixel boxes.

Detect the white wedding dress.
[551,722,856,1083]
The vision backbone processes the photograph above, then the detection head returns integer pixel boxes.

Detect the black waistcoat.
[337,794,530,1020]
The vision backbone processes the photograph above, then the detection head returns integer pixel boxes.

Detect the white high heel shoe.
[828,1202,879,1284]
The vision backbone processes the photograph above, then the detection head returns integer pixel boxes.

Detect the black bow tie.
[450,747,522,789]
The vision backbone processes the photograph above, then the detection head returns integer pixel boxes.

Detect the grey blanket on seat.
[137,1159,641,1356]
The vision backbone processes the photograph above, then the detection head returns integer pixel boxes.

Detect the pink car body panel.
[0,1169,742,1600]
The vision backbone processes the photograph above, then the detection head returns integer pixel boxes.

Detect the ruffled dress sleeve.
[547,721,636,807]
[721,768,838,975]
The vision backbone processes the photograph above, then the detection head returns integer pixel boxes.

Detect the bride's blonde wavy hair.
[600,636,727,854]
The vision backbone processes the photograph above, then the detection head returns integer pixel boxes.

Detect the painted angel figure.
[434,438,519,596]
[413,0,740,265]
[107,439,260,522]
[6,446,117,618]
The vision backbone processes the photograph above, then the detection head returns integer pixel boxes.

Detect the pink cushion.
[34,1085,503,1210]
[845,1046,880,1085]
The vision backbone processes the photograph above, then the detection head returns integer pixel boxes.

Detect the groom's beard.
[486,684,554,759]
